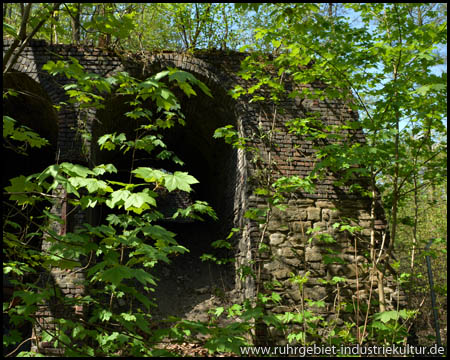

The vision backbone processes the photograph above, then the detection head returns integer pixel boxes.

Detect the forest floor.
[149,220,242,356]
[151,221,237,322]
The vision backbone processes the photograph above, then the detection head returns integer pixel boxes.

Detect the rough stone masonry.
[3,39,404,353]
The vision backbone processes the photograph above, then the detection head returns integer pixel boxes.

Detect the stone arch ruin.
[3,39,403,353]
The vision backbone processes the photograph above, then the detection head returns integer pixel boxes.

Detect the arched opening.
[152,83,239,319]
[3,71,58,249]
[90,68,239,319]
[3,71,58,356]
[3,71,58,184]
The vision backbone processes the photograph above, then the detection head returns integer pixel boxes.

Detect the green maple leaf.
[163,171,199,192]
[179,82,197,97]
[123,191,156,213]
[106,189,131,208]
[5,175,43,205]
[132,167,166,183]
[133,269,157,286]
[373,310,407,323]
[100,265,134,286]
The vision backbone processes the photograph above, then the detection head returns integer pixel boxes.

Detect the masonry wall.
[230,76,402,343]
[3,39,402,352]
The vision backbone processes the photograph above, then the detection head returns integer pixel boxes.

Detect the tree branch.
[3,3,61,74]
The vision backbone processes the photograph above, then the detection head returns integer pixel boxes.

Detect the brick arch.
[146,52,231,87]
[3,70,59,146]
[145,53,256,299]
[90,51,256,310]
[102,51,243,112]
[91,51,252,301]
[8,55,65,109]
[3,63,64,355]
[142,52,250,212]
[8,58,82,163]
[95,50,252,221]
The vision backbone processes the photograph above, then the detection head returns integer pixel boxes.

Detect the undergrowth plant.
[3,58,216,357]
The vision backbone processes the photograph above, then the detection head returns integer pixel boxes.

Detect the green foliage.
[163,171,199,192]
[369,310,417,345]
[213,125,252,151]
[3,3,258,52]
[3,115,49,155]
[84,8,136,41]
[132,167,199,193]
[3,46,219,356]
[3,2,447,355]
[200,228,236,265]
[211,3,446,352]
[272,175,316,198]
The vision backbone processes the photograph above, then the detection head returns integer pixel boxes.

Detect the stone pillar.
[31,186,86,355]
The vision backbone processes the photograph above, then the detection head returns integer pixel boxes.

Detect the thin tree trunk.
[18,3,32,40]
[369,170,386,312]
[377,269,386,312]
[71,3,81,45]
[221,5,228,50]
[410,173,418,271]
[191,3,211,50]
[52,11,59,44]
[3,3,61,74]
[97,4,111,47]
[386,4,403,257]
[3,3,8,22]
[388,63,401,257]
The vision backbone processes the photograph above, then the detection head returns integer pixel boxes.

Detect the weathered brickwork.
[3,39,401,351]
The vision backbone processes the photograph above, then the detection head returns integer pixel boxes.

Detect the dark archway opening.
[91,74,239,319]
[3,71,58,356]
[3,71,58,187]
[151,86,239,319]
[3,71,58,252]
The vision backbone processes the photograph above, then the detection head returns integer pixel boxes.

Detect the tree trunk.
[388,65,401,256]
[18,3,32,40]
[51,11,59,44]
[221,5,228,50]
[97,4,112,48]
[410,173,418,271]
[71,3,81,45]
[3,3,8,22]
[3,3,61,74]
